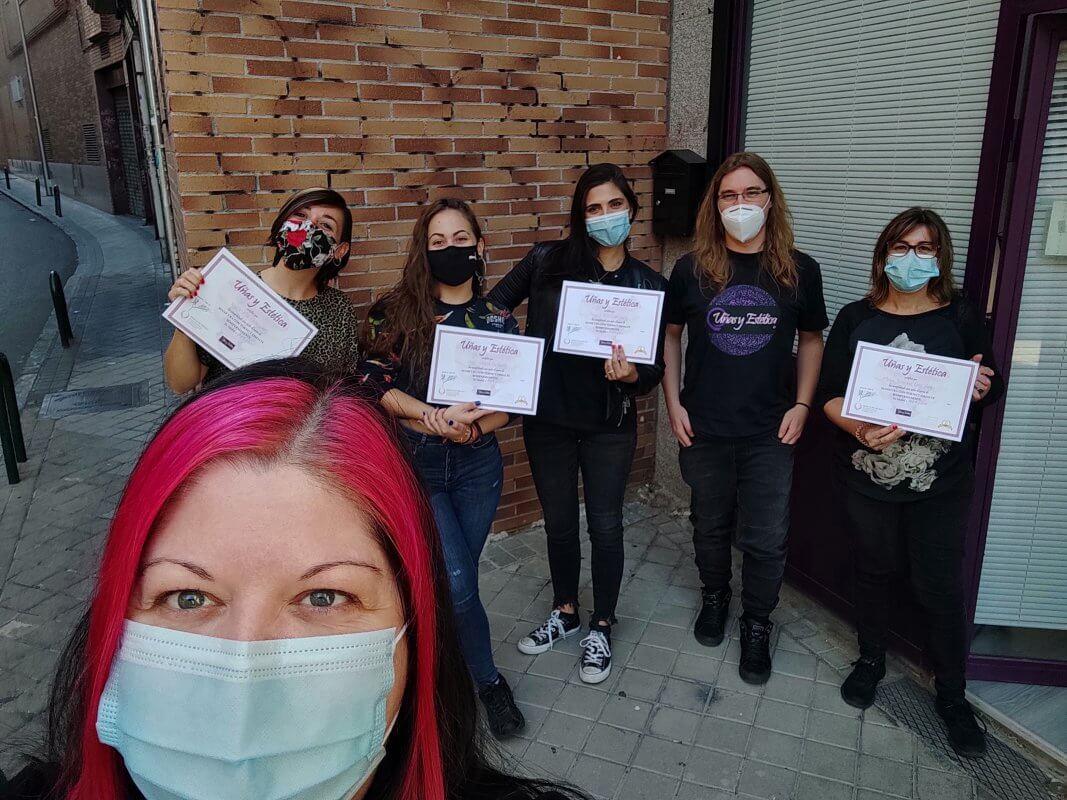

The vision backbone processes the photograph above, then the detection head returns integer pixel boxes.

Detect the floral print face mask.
[275,217,339,272]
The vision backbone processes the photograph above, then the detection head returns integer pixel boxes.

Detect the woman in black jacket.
[489,163,667,686]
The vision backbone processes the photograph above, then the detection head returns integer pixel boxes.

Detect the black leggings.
[844,477,973,700]
[523,419,637,623]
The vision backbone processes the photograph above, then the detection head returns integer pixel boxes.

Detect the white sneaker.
[517,609,582,655]
[579,629,612,684]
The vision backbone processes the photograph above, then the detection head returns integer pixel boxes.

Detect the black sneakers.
[694,587,732,646]
[578,623,612,684]
[936,696,987,758]
[840,653,887,709]
[738,615,774,685]
[478,674,526,739]
[517,609,582,655]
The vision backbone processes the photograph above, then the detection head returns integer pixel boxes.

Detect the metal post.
[0,353,25,462]
[0,353,23,485]
[53,185,61,216]
[3,167,9,189]
[49,271,74,348]
[35,177,40,205]
[14,0,52,193]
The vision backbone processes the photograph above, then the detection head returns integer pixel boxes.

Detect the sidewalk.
[0,177,173,769]
[0,180,1060,798]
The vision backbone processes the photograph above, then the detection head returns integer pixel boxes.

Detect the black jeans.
[523,418,637,622]
[844,478,973,701]
[679,432,795,620]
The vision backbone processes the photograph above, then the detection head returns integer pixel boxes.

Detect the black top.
[197,285,361,384]
[664,250,828,438]
[487,241,668,432]
[817,298,1005,502]
[359,296,520,402]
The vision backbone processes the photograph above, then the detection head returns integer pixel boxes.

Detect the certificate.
[162,248,318,370]
[842,341,980,442]
[426,326,545,415]
[553,280,664,365]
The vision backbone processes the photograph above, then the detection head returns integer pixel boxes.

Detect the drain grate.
[40,381,150,418]
[877,677,1055,800]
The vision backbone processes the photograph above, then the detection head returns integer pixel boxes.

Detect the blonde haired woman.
[662,152,827,684]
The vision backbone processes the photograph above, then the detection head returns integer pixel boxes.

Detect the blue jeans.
[406,430,503,687]
[679,431,795,619]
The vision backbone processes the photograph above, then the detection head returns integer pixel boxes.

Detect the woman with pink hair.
[2,360,583,800]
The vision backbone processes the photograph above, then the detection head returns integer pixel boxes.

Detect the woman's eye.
[302,589,349,609]
[165,590,211,611]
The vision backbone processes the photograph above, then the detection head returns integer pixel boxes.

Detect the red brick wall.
[155,0,670,532]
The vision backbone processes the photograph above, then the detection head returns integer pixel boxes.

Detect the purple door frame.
[962,4,1067,686]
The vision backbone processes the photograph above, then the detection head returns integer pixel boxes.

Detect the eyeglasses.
[888,242,938,259]
[717,188,769,204]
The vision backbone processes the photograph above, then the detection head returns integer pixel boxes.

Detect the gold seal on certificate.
[162,248,318,370]
[553,280,664,365]
[426,326,545,415]
[843,341,981,442]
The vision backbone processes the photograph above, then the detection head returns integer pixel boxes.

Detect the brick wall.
[155,0,671,532]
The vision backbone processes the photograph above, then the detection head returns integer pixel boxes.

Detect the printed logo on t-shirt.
[705,284,780,356]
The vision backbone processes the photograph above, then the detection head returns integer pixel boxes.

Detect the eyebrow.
[140,558,214,580]
[298,560,383,581]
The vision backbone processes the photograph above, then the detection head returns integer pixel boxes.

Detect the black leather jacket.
[488,241,667,430]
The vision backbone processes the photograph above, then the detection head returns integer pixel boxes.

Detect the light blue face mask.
[884,251,940,293]
[96,619,407,800]
[586,209,632,247]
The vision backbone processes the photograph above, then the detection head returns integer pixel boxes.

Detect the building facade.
[0,0,151,216]
[151,0,672,533]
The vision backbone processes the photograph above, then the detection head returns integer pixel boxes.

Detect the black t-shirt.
[817,298,1004,502]
[664,250,828,438]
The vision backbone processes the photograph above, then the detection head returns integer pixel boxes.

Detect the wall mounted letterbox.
[650,149,711,238]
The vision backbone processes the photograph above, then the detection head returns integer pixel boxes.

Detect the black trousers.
[844,478,973,700]
[679,432,795,619]
[523,418,636,622]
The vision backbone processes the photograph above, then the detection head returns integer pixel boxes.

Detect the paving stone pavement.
[0,178,173,771]
[0,177,1056,798]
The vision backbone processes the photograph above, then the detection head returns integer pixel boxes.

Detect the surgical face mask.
[720,200,768,244]
[427,244,480,287]
[586,210,632,247]
[884,251,941,293]
[97,620,406,800]
[275,217,339,272]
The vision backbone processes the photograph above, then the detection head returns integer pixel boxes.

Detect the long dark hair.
[268,187,354,290]
[547,162,640,280]
[692,151,797,291]
[29,360,584,800]
[868,207,957,306]
[359,198,486,371]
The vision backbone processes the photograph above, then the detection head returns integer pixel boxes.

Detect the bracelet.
[853,422,872,448]
[795,401,811,410]
[460,425,476,445]
[472,420,484,440]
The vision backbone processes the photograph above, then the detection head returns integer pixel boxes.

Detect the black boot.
[738,615,774,685]
[694,586,732,646]
[840,653,886,709]
[479,674,526,739]
[936,696,987,758]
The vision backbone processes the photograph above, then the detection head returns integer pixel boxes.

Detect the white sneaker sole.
[579,664,611,684]
[517,625,581,655]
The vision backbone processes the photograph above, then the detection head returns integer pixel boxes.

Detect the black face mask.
[427,245,480,287]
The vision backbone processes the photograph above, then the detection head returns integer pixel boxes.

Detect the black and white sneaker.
[579,624,612,684]
[517,609,582,655]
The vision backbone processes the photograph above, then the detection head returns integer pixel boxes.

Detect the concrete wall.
[656,0,713,507]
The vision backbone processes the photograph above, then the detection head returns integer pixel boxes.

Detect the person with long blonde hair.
[662,152,827,684]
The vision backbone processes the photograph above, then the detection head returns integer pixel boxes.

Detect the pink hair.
[69,378,446,800]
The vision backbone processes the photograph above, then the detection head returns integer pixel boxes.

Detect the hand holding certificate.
[426,327,545,415]
[553,280,664,364]
[842,342,980,442]
[162,248,318,370]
